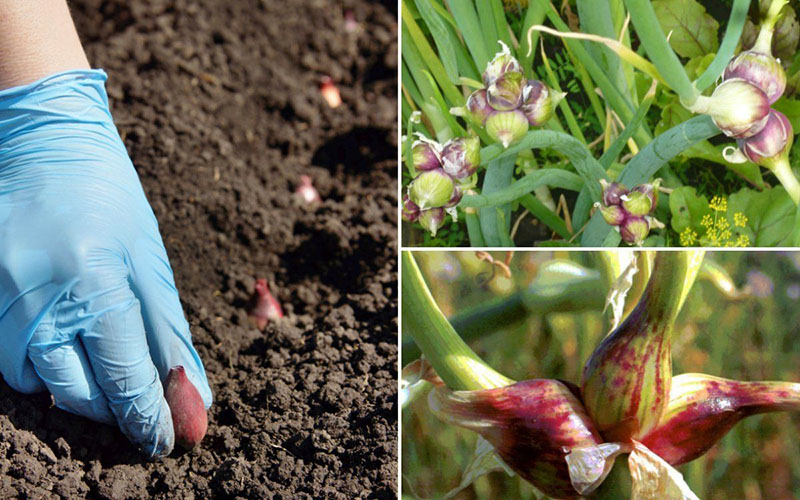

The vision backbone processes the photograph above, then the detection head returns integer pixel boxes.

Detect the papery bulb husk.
[620,216,650,246]
[632,179,661,216]
[411,139,442,171]
[482,41,523,87]
[418,207,446,236]
[408,168,455,209]
[487,71,525,111]
[485,110,529,148]
[739,109,794,170]
[622,191,653,218]
[520,80,565,126]
[724,51,787,104]
[428,378,605,499]
[600,179,629,207]
[402,194,420,222]
[707,78,771,138]
[441,137,481,179]
[466,89,495,125]
[596,203,626,226]
[581,253,694,442]
[640,373,800,466]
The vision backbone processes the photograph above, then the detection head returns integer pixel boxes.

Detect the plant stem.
[623,0,698,105]
[754,0,789,53]
[643,250,705,324]
[771,159,800,206]
[401,252,512,391]
[694,0,750,92]
[478,155,517,246]
[464,206,486,246]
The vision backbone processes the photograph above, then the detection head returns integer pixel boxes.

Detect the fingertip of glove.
[140,398,175,460]
[112,385,175,460]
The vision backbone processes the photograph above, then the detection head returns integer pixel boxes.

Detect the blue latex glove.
[0,70,212,458]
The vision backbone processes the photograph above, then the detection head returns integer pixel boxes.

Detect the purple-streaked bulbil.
[738,109,794,169]
[429,378,604,500]
[465,89,495,125]
[596,203,626,226]
[619,216,650,246]
[705,78,771,138]
[487,71,525,111]
[411,139,442,171]
[621,191,653,218]
[641,373,800,466]
[482,41,523,87]
[418,207,446,236]
[485,110,529,148]
[631,179,661,215]
[581,252,692,442]
[408,168,455,210]
[441,136,481,180]
[520,79,565,126]
[402,194,420,222]
[600,179,629,207]
[724,50,787,104]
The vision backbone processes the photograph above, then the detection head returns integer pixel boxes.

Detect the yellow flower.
[709,196,728,212]
[680,228,698,246]
[685,197,749,248]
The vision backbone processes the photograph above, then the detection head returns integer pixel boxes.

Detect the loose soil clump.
[0,0,397,498]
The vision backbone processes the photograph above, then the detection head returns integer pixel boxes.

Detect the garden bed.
[0,0,397,498]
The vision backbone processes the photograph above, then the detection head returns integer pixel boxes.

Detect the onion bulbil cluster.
[718,1,799,204]
[594,179,664,246]
[402,135,478,236]
[691,1,789,141]
[453,42,565,148]
[689,0,798,204]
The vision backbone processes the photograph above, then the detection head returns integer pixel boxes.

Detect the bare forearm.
[0,0,89,89]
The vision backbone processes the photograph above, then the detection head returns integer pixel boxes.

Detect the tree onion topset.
[402,251,800,498]
[401,0,800,246]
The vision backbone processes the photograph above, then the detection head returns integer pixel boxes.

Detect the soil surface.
[0,0,398,498]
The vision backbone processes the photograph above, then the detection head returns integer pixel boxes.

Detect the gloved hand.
[0,70,212,458]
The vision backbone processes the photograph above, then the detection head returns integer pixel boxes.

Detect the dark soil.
[0,0,397,498]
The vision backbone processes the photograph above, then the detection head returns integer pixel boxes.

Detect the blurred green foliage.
[402,251,800,499]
